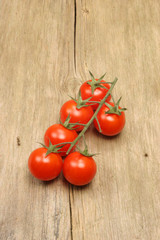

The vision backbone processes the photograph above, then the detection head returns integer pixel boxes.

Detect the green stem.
[99,81,113,84]
[89,101,101,103]
[66,77,118,154]
[54,142,72,147]
[68,122,86,126]
[110,93,116,105]
[95,116,102,133]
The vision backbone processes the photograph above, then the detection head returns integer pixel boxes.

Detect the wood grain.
[0,1,76,240]
[0,0,160,240]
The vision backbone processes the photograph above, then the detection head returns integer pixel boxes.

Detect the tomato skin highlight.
[60,100,94,131]
[63,152,97,186]
[80,79,111,110]
[28,148,63,181]
[44,124,78,156]
[93,102,125,136]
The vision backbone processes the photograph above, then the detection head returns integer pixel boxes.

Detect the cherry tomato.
[28,148,63,181]
[44,124,78,156]
[60,100,94,131]
[63,152,97,186]
[93,102,125,136]
[80,79,111,110]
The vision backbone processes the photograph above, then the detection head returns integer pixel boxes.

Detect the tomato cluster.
[28,72,126,186]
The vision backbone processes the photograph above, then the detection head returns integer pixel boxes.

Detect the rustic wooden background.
[0,0,160,239]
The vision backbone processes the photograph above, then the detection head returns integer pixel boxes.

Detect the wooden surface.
[0,0,160,239]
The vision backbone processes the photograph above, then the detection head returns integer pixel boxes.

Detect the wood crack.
[74,0,77,73]
[69,2,76,239]
[69,185,73,240]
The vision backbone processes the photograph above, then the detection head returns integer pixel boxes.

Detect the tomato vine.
[28,71,126,185]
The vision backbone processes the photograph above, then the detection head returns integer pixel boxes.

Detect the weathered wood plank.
[1,0,160,239]
[71,0,160,239]
[0,1,76,239]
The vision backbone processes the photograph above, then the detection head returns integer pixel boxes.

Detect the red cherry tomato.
[93,102,125,136]
[28,148,63,181]
[44,124,78,156]
[63,152,97,186]
[80,79,111,110]
[60,100,94,131]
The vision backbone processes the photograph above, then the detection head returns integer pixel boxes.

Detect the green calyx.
[87,71,110,94]
[69,90,92,109]
[60,115,75,130]
[60,114,86,130]
[39,141,71,156]
[76,136,97,157]
[105,97,127,116]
